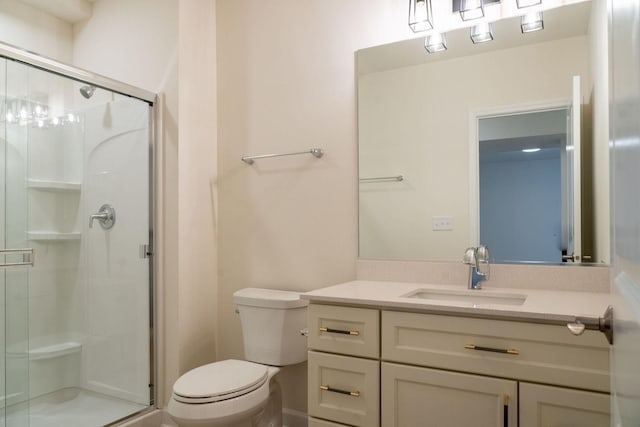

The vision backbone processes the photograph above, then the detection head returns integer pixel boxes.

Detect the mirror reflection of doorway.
[479,109,570,263]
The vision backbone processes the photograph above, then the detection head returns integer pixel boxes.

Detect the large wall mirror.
[357,0,609,265]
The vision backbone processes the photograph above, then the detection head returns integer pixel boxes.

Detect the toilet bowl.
[167,360,280,427]
[167,288,308,427]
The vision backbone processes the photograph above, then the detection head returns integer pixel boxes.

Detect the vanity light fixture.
[459,0,485,21]
[522,148,541,153]
[424,32,447,53]
[470,22,494,44]
[521,11,544,33]
[516,0,542,8]
[409,0,434,32]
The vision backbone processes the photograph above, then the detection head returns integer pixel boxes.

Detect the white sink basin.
[402,288,527,306]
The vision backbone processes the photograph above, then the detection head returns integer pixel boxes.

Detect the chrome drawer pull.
[465,344,519,355]
[320,385,361,397]
[319,327,360,336]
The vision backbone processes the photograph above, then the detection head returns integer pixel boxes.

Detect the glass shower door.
[1,56,153,427]
[2,55,31,427]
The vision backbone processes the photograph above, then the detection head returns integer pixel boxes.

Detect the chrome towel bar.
[359,175,404,182]
[241,148,324,165]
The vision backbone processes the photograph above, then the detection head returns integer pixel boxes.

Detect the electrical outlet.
[432,216,453,231]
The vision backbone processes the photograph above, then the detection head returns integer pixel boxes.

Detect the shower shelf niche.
[27,179,81,192]
[29,341,82,361]
[7,341,82,361]
[27,231,81,241]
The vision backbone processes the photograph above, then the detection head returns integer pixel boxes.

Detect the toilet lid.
[172,360,268,404]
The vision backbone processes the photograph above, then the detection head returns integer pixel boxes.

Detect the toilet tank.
[233,288,308,366]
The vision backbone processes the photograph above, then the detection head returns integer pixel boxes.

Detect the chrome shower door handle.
[0,248,34,268]
[89,204,116,229]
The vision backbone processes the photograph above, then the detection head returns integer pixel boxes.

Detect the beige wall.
[72,0,178,94]
[215,0,412,411]
[176,0,218,389]
[0,0,73,61]
[359,36,590,261]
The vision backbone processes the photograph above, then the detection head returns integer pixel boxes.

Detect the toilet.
[167,288,308,427]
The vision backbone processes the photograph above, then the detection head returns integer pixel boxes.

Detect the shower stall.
[0,44,155,426]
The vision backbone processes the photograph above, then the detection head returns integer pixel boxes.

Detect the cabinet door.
[520,382,610,427]
[381,362,517,427]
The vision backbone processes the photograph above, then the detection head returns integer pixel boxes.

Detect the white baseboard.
[116,409,177,427]
[283,408,308,427]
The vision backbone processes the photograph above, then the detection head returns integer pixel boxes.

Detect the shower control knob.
[89,204,116,229]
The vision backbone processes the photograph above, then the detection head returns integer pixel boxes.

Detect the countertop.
[301,280,612,327]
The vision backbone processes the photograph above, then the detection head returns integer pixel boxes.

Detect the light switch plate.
[432,216,453,231]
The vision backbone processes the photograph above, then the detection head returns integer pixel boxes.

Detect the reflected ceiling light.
[409,0,433,32]
[470,22,494,44]
[516,0,542,7]
[522,148,541,153]
[459,0,485,21]
[424,32,447,53]
[521,12,544,33]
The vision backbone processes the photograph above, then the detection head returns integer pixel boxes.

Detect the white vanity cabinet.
[307,303,611,427]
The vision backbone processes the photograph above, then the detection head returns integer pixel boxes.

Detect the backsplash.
[356,259,610,293]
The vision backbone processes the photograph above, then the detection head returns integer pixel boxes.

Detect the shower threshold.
[7,387,148,427]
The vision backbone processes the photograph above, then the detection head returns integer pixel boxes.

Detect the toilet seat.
[172,359,268,404]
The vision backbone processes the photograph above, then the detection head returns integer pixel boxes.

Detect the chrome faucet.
[463,245,490,290]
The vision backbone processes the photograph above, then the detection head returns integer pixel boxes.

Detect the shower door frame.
[0,41,159,423]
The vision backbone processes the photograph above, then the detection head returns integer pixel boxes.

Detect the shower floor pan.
[5,387,148,427]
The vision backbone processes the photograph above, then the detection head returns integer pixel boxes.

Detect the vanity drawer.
[308,351,380,427]
[381,310,610,392]
[307,304,379,358]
